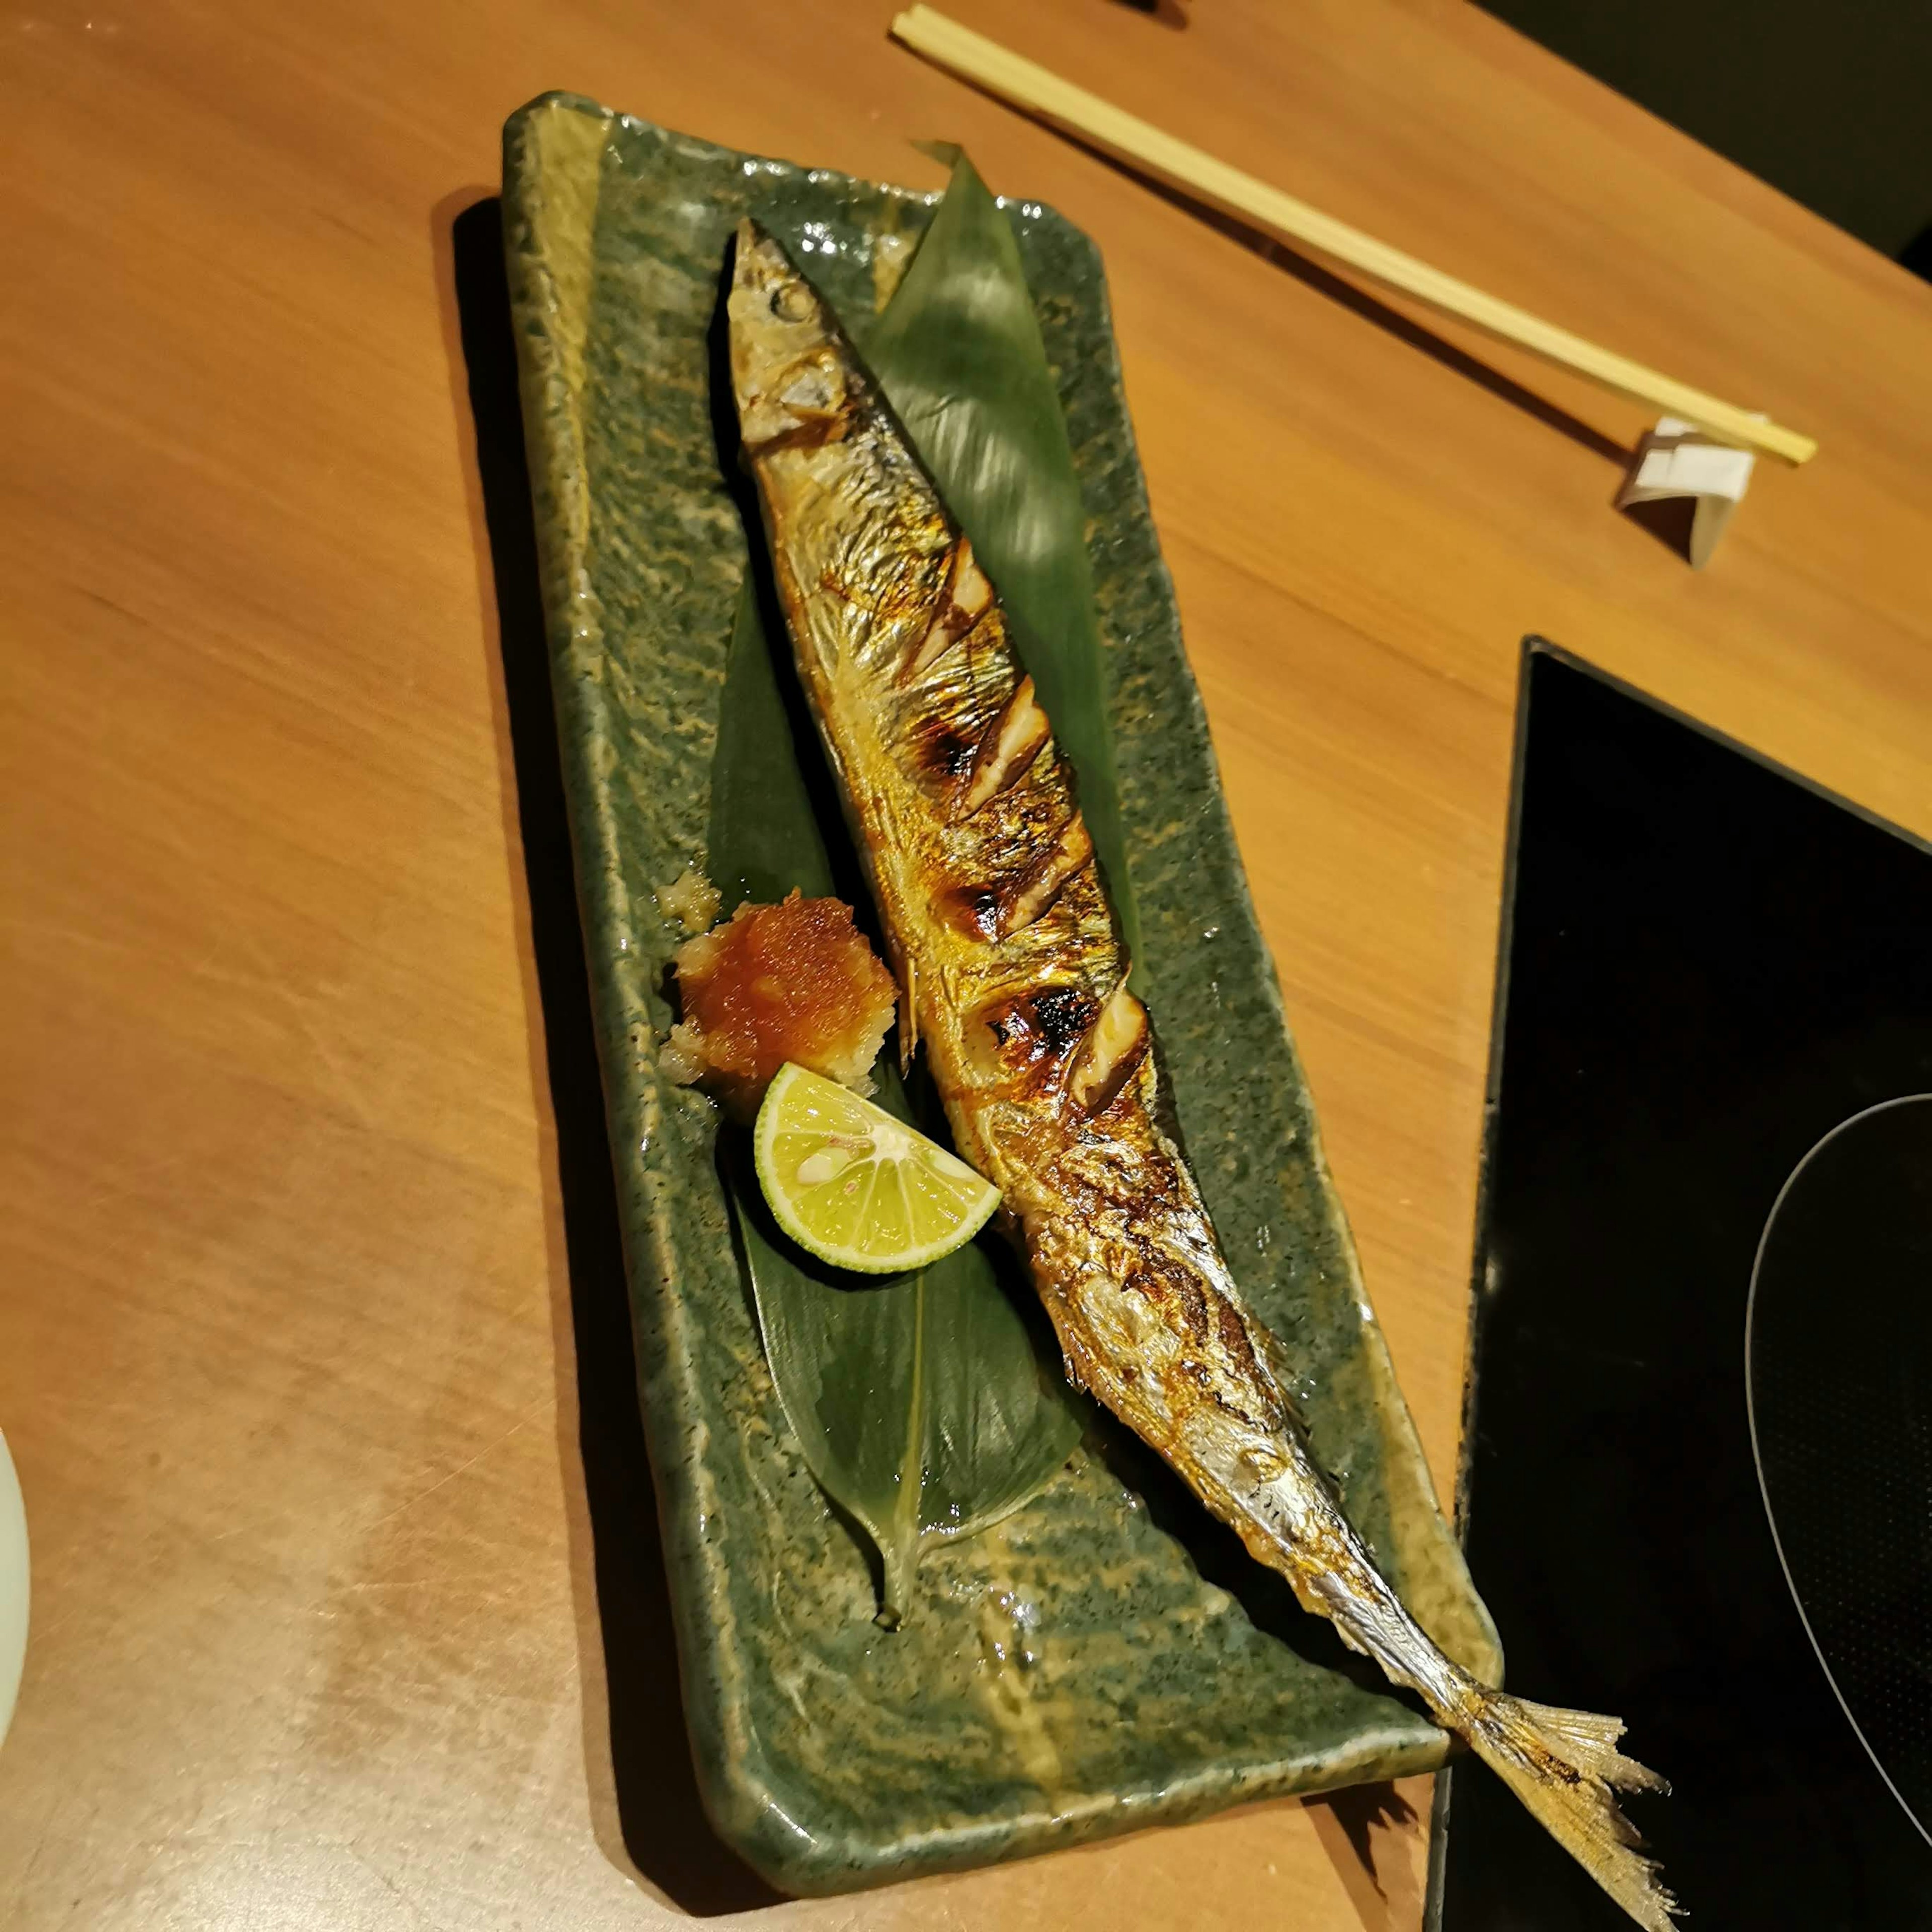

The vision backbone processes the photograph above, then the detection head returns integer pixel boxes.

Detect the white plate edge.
[0,1427,27,1749]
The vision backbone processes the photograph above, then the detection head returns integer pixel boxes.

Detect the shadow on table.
[1618,491,1704,563]
[1304,1781,1425,1931]
[435,188,784,1920]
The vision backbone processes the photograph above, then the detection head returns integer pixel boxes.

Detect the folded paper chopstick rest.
[1617,416,1758,567]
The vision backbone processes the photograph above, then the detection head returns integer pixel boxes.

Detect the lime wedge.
[753,1063,1001,1274]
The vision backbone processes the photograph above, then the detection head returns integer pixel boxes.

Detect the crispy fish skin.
[728,220,1675,1929]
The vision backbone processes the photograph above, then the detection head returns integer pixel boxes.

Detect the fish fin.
[1461,1689,1677,1930]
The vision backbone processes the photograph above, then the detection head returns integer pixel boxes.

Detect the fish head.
[729,219,857,455]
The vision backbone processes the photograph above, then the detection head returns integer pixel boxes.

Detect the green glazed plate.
[501,91,1501,1896]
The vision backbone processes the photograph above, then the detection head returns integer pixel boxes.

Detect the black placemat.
[1428,642,1932,1927]
[1748,1094,1932,1850]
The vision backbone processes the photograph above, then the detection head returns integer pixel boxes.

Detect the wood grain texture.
[1,0,1927,1927]
[891,6,1820,462]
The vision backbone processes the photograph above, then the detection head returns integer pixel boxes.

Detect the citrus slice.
[754,1062,1001,1274]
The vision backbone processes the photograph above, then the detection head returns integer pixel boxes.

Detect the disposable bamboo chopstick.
[890,6,1819,467]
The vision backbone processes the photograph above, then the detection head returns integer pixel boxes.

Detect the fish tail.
[1457,1686,1678,1929]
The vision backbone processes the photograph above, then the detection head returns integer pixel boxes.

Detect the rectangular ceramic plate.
[501,92,1500,1895]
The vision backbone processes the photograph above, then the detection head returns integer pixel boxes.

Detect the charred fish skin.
[728,220,1675,1929]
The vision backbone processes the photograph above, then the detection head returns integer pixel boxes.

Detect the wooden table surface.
[4,0,1929,1924]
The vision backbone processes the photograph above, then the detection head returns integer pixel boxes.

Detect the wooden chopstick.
[891,6,1818,467]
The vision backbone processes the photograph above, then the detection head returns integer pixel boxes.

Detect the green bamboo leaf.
[706,577,835,907]
[862,151,1140,960]
[706,568,1082,1626]
[733,1162,1080,1626]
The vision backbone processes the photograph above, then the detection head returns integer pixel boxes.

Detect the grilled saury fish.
[727,218,1675,1928]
